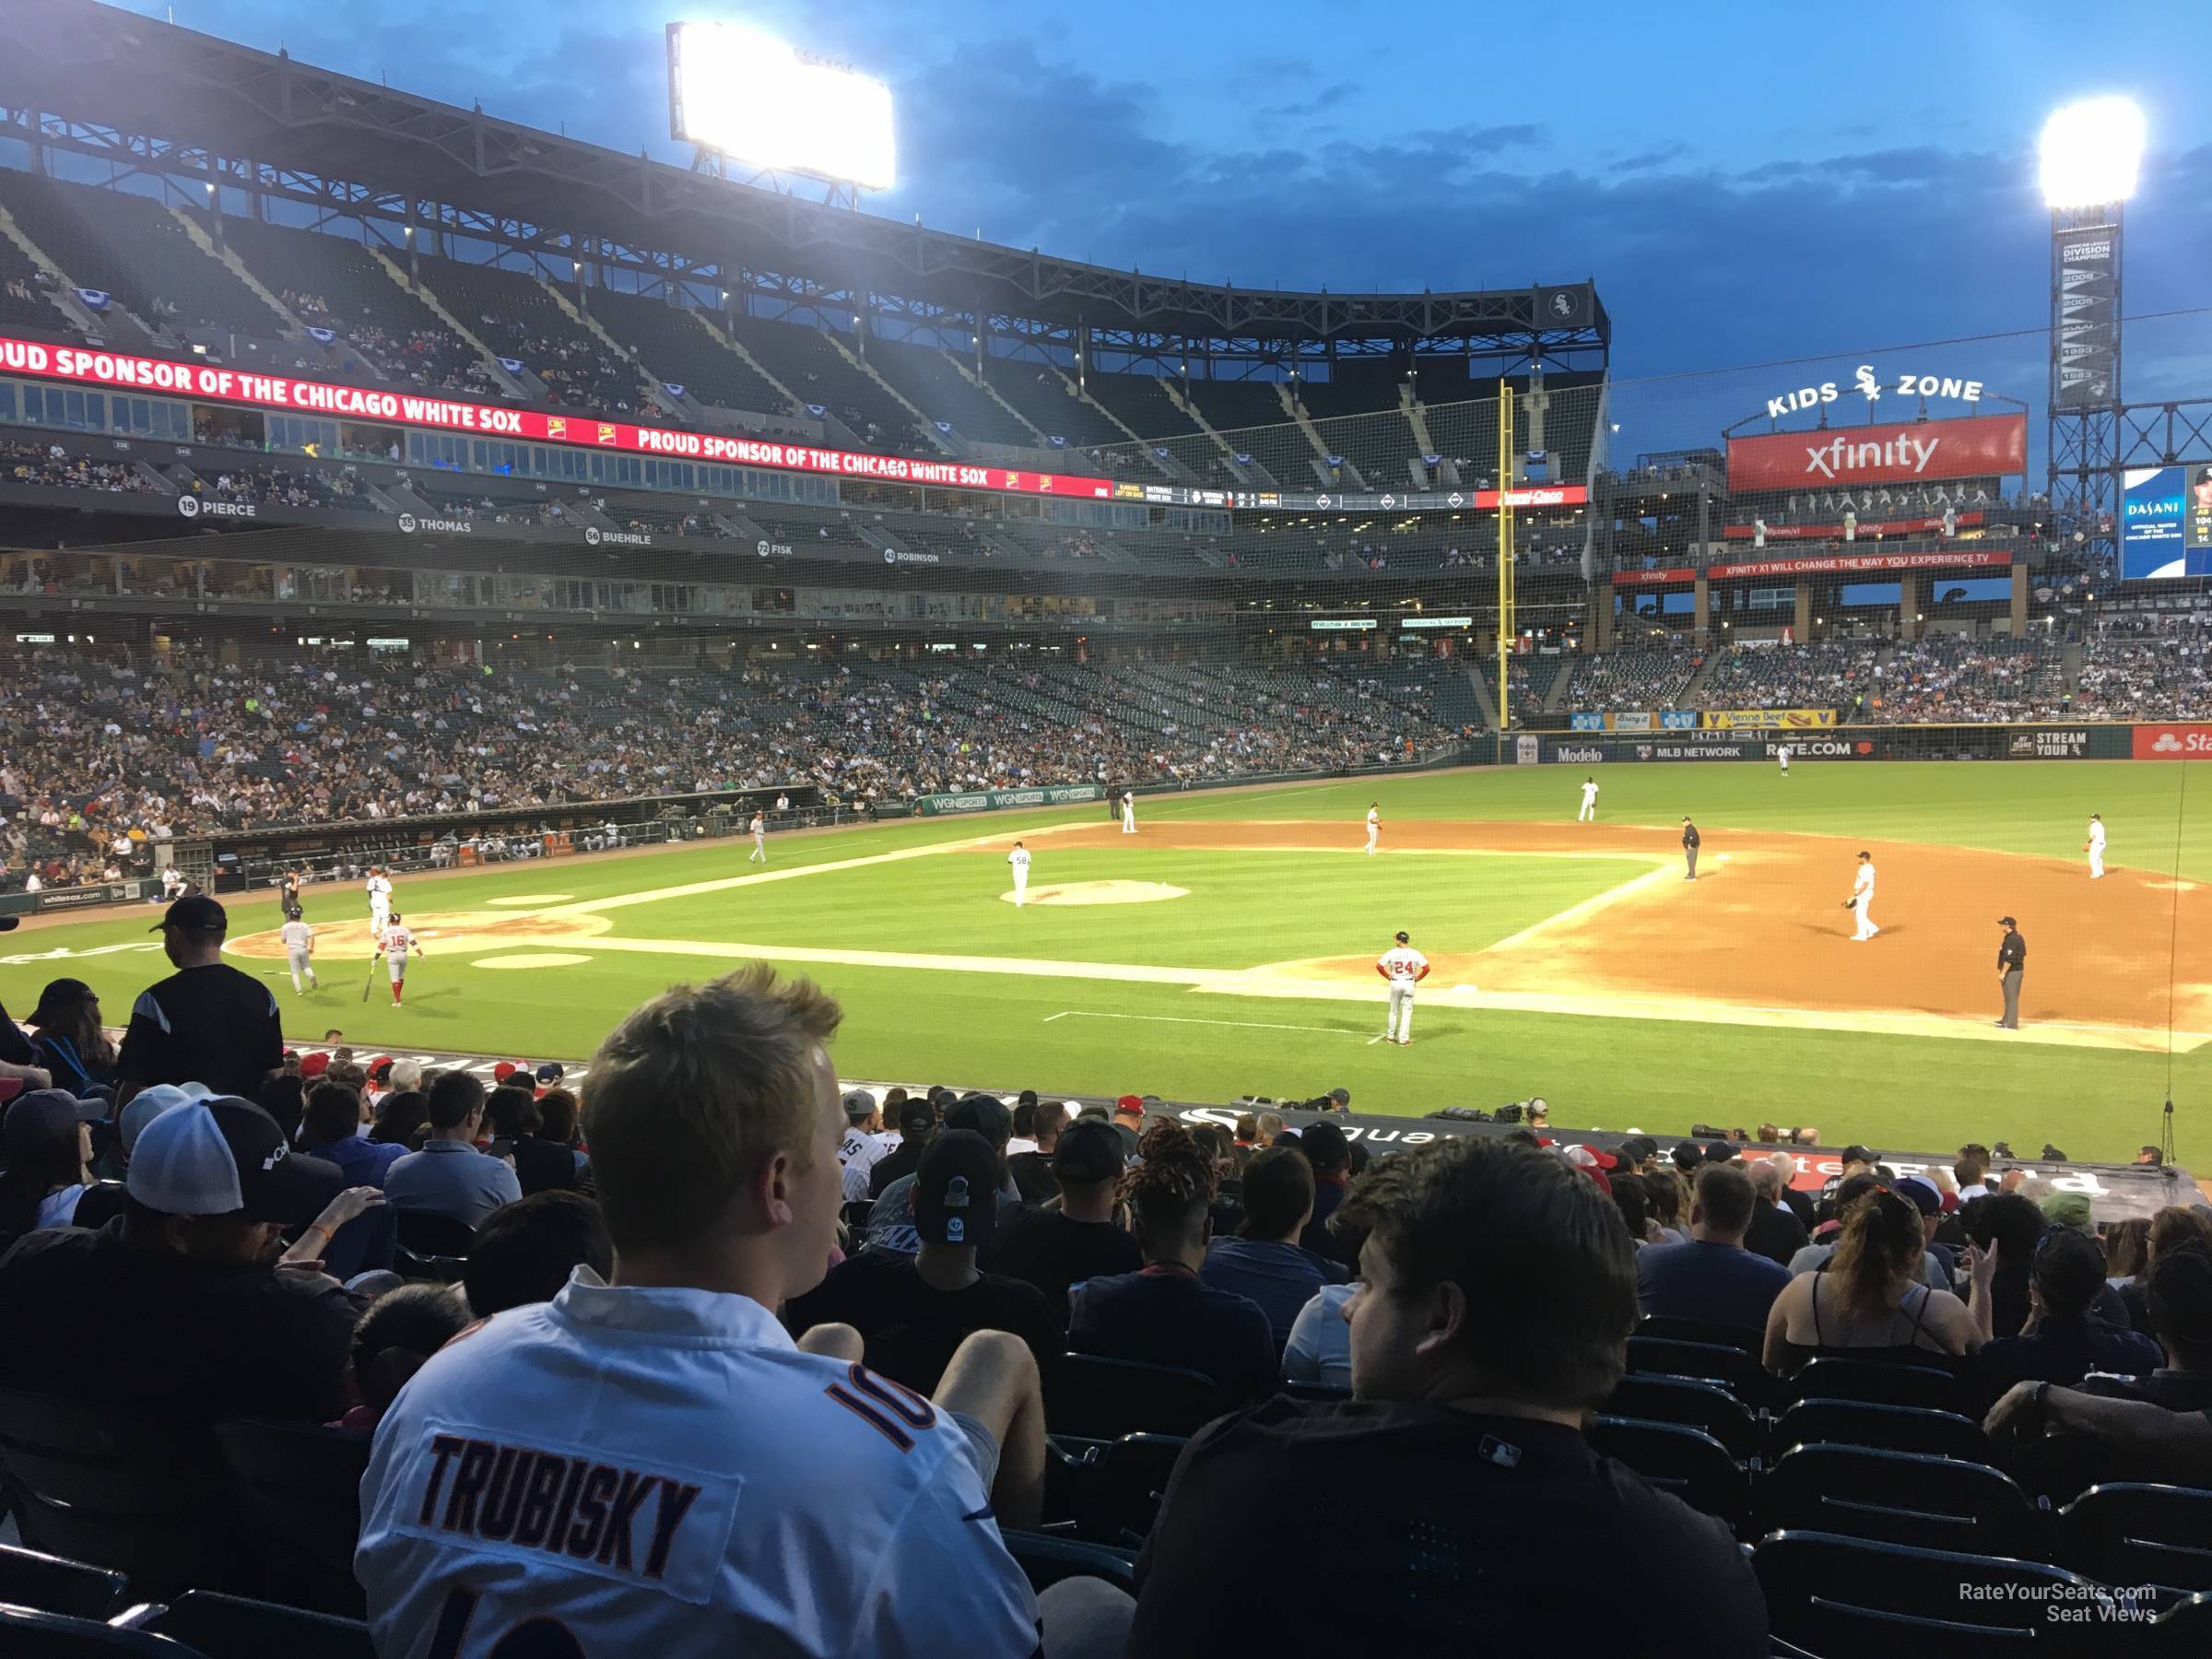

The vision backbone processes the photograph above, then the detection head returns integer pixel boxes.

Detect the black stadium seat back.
[135,1592,376,1659]
[0,1545,130,1622]
[1600,1373,1759,1460]
[0,1606,207,1658]
[2059,1483,2212,1594]
[1279,1380,1351,1405]
[1783,1356,1969,1415]
[1754,1530,2115,1655]
[1635,1314,1764,1357]
[1093,1434,1189,1545]
[1588,1417,1746,1530]
[212,1419,372,1618]
[1000,1531,1138,1596]
[2154,1592,2212,1650]
[1753,1443,2043,1557]
[1771,1398,1994,1465]
[1043,1355,1228,1441]
[0,1392,235,1597]
[393,1210,477,1258]
[1621,1335,1770,1406]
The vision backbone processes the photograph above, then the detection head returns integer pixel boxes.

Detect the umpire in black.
[1995,916,2026,1030]
[1681,817,1700,881]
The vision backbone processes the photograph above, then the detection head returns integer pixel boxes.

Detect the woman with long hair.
[1763,1185,1992,1373]
[26,978,116,1098]
[0,1089,99,1244]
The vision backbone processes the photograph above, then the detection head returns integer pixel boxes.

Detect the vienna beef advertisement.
[1727,414,2030,492]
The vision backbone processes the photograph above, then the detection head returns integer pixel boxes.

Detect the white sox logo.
[1853,364,1881,403]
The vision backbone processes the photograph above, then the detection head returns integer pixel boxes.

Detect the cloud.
[1615,142,1689,172]
[1258,81,1357,121]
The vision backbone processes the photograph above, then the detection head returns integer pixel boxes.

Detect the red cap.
[493,1062,520,1084]
[369,1055,394,1078]
[299,1052,331,1080]
[1576,1143,1618,1171]
[1113,1095,1144,1115]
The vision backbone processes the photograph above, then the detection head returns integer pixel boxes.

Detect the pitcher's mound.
[1004,880,1189,907]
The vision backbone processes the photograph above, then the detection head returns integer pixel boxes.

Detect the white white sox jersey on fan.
[357,1274,1041,1659]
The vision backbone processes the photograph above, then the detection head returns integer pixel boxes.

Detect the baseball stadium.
[2,3,2212,1652]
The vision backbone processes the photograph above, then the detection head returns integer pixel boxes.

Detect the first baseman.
[1849,850,1879,941]
[1007,840,1031,905]
[1376,929,1430,1045]
[1577,777,1599,822]
[1365,802,1380,854]
[2085,814,2106,879]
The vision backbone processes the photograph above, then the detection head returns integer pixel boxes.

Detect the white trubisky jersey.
[1008,848,1031,871]
[278,920,312,956]
[2088,820,2106,849]
[1853,863,1876,900]
[1378,945,1430,983]
[357,1273,1041,1659]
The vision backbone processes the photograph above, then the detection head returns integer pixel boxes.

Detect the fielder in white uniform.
[1376,929,1431,1045]
[279,915,318,995]
[2085,814,2106,879]
[356,969,1063,1659]
[1007,841,1031,905]
[1121,790,1136,834]
[366,868,394,934]
[1777,744,1791,777]
[1850,852,1878,941]
[748,812,767,864]
[1577,777,1599,822]
[1364,803,1380,854]
[382,914,420,1006]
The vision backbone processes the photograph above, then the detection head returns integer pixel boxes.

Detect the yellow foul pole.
[1496,379,1516,743]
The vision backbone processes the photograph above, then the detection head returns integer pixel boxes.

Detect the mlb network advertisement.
[2121,465,2212,581]
[1726,414,2029,492]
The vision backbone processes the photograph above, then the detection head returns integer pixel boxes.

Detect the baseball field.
[5,759,2209,1167]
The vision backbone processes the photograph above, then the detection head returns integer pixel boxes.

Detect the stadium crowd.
[2072,611,2212,719]
[0,439,161,495]
[0,924,2206,1653]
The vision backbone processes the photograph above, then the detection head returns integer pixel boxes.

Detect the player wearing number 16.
[356,966,1059,1658]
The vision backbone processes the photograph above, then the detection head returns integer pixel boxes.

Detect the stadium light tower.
[2041,96,2143,576]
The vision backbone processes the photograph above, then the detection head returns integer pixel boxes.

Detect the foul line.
[1483,859,1680,955]
[1045,1009,1375,1040]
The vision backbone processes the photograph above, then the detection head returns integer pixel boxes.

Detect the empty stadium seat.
[0,1606,203,1657]
[0,1391,235,1598]
[0,1545,129,1622]
[1754,1530,2116,1655]
[127,1592,376,1659]
[1635,1314,1766,1356]
[1600,1373,1760,1461]
[1622,1335,1771,1406]
[392,1210,476,1258]
[1587,1418,1746,1531]
[2059,1483,2212,1594]
[1783,1357,1971,1416]
[1279,1379,1353,1405]
[1042,1355,1228,1441]
[1752,1443,2045,1558]
[1769,1398,1994,1465]
[212,1419,371,1618]
[1088,1433,1188,1547]
[1000,1532,1139,1596]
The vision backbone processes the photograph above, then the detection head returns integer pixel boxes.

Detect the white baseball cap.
[127,1098,324,1220]
[119,1084,192,1155]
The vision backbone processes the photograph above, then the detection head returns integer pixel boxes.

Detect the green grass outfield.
[6,759,2207,1167]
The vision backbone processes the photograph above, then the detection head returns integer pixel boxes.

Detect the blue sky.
[124,1,2212,420]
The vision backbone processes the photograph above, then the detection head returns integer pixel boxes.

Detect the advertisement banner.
[912,783,1105,816]
[2006,729,2097,759]
[2053,221,2120,410]
[1708,547,2015,582]
[2122,465,2202,582]
[1608,712,1653,732]
[1570,712,1605,732]
[1726,414,2030,491]
[1611,567,1697,587]
[1701,709,1841,730]
[2133,724,2212,760]
[1721,511,1984,541]
[34,881,144,911]
[1515,735,1542,766]
[1660,710,1699,730]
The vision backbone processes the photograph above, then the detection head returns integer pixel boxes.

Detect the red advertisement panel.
[1473,485,1588,507]
[1727,415,2029,491]
[1721,511,1986,541]
[1708,547,2016,581]
[1610,567,1697,587]
[0,335,1118,501]
[2133,724,2212,759]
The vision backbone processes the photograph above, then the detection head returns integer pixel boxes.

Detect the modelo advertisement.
[2122,465,2212,581]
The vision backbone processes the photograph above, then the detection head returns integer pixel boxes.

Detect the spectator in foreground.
[1764,1186,1992,1372]
[1131,1137,1768,1655]
[866,1094,1023,1257]
[334,1283,471,1431]
[1788,1172,1950,1289]
[867,1093,936,1197]
[382,1070,520,1230]
[368,1088,428,1149]
[357,967,1065,1656]
[463,1190,615,1317]
[0,1088,102,1242]
[2077,1240,2212,1411]
[1007,1098,1065,1203]
[1295,1119,1358,1268]
[1202,1144,1339,1343]
[1967,1189,2127,1335]
[0,1097,374,1426]
[1636,1163,1790,1331]
[115,896,285,1103]
[786,1128,1062,1391]
[992,1120,1142,1320]
[1068,1121,1276,1402]
[2119,1206,2212,1334]
[25,977,117,1098]
[484,1083,582,1196]
[1979,1226,2164,1402]
[298,1080,406,1188]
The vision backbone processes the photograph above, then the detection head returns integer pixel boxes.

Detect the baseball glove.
[1842,897,1856,910]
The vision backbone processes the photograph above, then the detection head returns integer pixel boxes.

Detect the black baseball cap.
[126,1097,327,1221]
[915,1129,1002,1249]
[947,1093,1012,1147]
[150,894,228,934]
[2,1088,105,1151]
[1841,1144,1878,1166]
[898,1098,936,1133]
[1052,1120,1125,1184]
[1998,916,2018,928]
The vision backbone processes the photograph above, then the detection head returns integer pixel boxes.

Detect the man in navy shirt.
[1635,1162,1788,1332]
[1982,1228,2163,1403]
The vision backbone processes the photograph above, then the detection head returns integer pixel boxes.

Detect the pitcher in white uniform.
[1007,841,1031,906]
[1375,929,1431,1045]
[2085,814,2106,879]
[1121,790,1137,834]
[1577,777,1599,822]
[1850,851,1879,941]
[365,867,393,934]
[279,914,318,995]
[1364,803,1380,854]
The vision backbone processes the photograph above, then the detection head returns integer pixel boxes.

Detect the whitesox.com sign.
[2133,724,2212,760]
[1727,414,2029,492]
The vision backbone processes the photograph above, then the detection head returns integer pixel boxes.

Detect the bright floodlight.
[2039,96,2145,209]
[667,21,894,192]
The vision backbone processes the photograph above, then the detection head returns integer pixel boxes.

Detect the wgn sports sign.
[913,784,1105,817]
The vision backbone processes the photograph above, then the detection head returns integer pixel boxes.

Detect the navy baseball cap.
[915,1129,1001,1249]
[151,894,228,934]
[1052,1120,1125,1184]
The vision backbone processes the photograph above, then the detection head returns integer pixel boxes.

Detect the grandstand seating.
[980,361,1129,451]
[582,289,792,419]
[1083,368,1205,444]
[409,258,647,413]
[1298,371,1421,485]
[1184,378,1317,487]
[1693,641,1877,712]
[1874,634,2067,723]
[0,234,76,336]
[2074,615,2212,719]
[1563,641,1703,712]
[722,312,934,455]
[863,336,1036,448]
